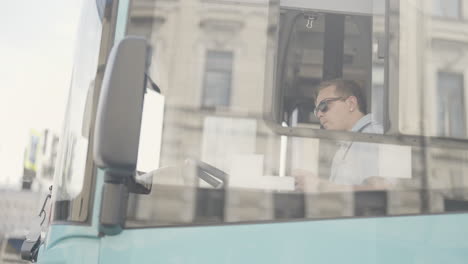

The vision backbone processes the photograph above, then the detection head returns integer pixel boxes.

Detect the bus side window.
[268,1,386,132]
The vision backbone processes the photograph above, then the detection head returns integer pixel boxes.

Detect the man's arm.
[294,169,393,192]
[319,176,393,192]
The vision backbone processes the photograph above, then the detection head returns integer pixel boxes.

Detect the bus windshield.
[119,0,468,227]
[53,0,468,227]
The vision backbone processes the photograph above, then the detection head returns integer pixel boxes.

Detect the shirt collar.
[350,114,372,132]
[337,114,372,147]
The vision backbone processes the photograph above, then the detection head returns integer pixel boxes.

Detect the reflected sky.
[0,0,82,188]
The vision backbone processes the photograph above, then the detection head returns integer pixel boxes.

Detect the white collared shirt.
[330,114,383,185]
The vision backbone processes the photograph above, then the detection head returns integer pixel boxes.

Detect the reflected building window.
[432,0,461,19]
[201,50,233,109]
[437,71,465,137]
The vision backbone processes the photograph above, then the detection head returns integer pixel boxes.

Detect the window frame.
[51,0,121,224]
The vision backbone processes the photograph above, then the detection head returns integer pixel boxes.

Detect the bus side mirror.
[94,36,150,173]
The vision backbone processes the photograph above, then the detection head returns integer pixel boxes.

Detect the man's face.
[315,85,351,131]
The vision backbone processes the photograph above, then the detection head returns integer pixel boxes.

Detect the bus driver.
[295,79,390,191]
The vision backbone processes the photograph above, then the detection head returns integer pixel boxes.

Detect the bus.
[22,0,468,263]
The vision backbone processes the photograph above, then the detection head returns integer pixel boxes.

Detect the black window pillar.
[322,14,345,81]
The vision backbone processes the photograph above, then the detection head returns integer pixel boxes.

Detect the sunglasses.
[313,97,348,117]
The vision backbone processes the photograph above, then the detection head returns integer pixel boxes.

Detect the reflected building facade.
[128,0,277,174]
[398,0,468,210]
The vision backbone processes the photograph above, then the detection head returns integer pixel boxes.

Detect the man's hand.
[359,176,394,190]
[292,169,356,193]
[292,169,321,192]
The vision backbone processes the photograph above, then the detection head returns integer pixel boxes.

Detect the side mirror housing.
[94,36,150,173]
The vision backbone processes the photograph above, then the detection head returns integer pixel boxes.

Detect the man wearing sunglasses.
[314,79,377,132]
[295,79,387,191]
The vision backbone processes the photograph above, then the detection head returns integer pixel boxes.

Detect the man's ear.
[346,96,358,111]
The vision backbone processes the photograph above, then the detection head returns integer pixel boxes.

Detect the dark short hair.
[316,79,367,114]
